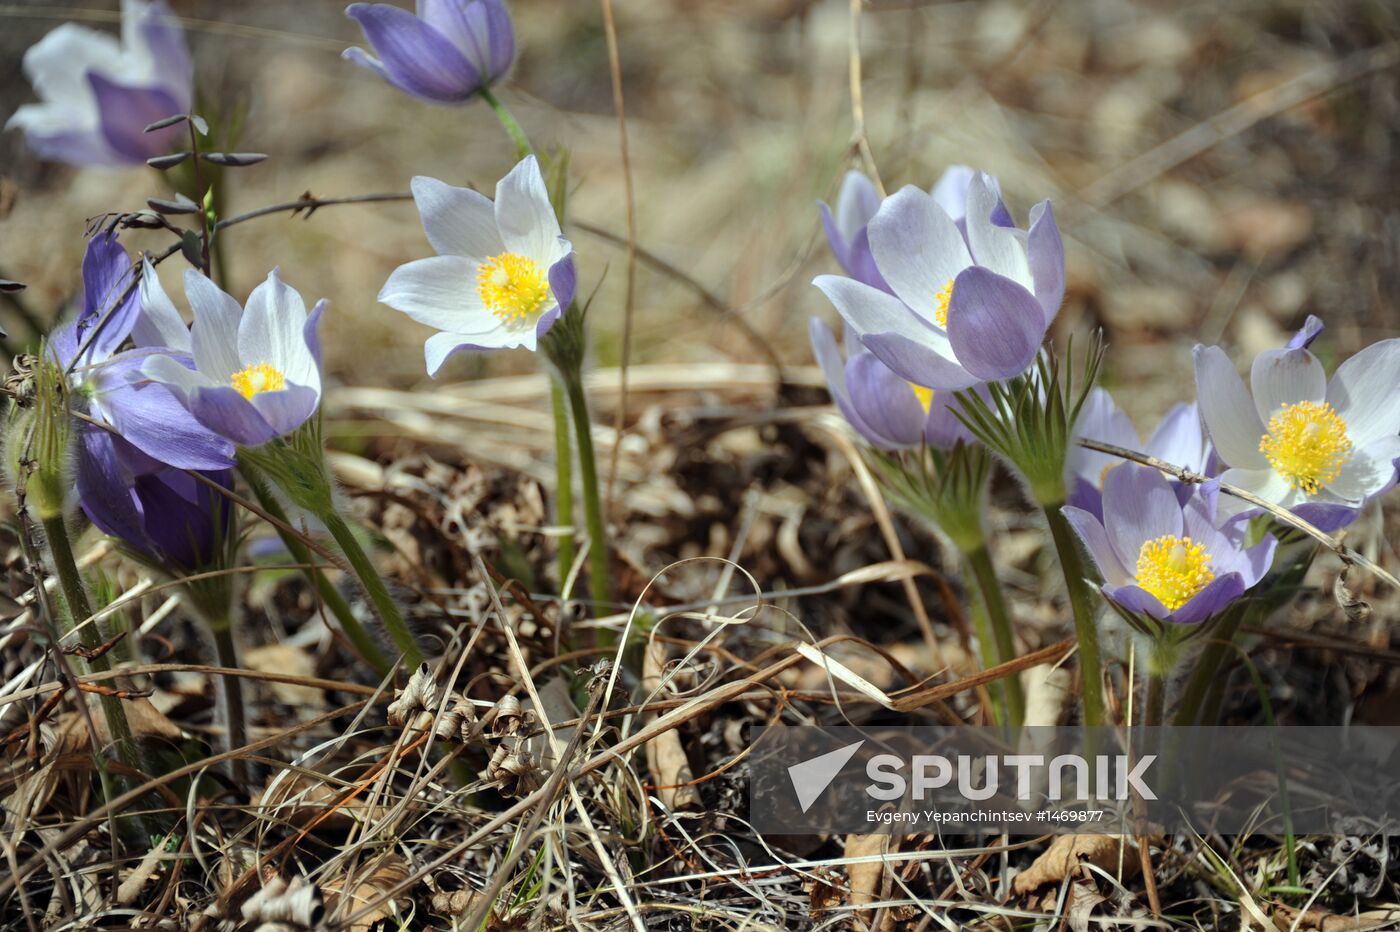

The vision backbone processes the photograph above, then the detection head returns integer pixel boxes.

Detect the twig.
[1076,437,1400,591]
[847,0,885,196]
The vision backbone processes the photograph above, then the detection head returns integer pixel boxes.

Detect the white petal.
[141,352,212,400]
[866,185,971,319]
[184,270,243,381]
[1249,347,1325,423]
[241,268,316,390]
[1193,344,1267,470]
[812,275,954,359]
[494,155,561,264]
[21,23,119,116]
[1327,338,1400,448]
[378,255,489,333]
[965,172,1032,290]
[1327,435,1400,502]
[410,175,504,259]
[835,170,881,240]
[132,259,191,352]
[1217,466,1298,521]
[930,165,975,221]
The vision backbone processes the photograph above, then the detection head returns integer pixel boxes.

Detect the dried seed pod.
[483,694,532,737]
[241,875,324,928]
[147,151,191,170]
[483,739,542,797]
[433,692,478,742]
[0,279,26,292]
[147,195,200,215]
[201,151,268,167]
[143,113,188,133]
[386,662,437,727]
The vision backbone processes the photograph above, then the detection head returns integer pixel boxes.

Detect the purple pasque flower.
[1063,464,1277,625]
[6,0,192,167]
[813,171,1065,391]
[810,318,974,449]
[376,155,576,374]
[344,0,514,104]
[140,268,326,447]
[1193,333,1400,532]
[82,463,232,574]
[1066,388,1212,518]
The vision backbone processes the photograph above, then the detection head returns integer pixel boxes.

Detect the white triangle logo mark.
[787,740,864,813]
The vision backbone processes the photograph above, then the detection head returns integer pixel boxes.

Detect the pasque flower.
[344,0,514,104]
[7,0,192,167]
[810,318,974,449]
[84,465,232,573]
[1063,464,1277,624]
[1193,334,1400,531]
[1067,388,1212,518]
[814,171,1064,391]
[377,155,577,374]
[141,268,326,447]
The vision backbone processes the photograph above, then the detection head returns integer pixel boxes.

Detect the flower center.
[477,252,550,324]
[230,362,285,400]
[933,278,954,328]
[1258,400,1353,494]
[909,383,934,414]
[1135,535,1215,612]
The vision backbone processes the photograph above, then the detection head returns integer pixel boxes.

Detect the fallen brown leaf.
[1012,834,1142,895]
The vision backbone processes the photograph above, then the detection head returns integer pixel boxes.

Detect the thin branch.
[1077,437,1400,591]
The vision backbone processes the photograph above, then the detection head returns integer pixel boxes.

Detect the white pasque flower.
[140,268,326,447]
[1193,339,1400,521]
[376,154,577,375]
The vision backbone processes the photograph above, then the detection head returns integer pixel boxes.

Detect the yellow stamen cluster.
[477,252,550,324]
[1258,400,1353,494]
[933,277,955,328]
[909,383,934,414]
[230,362,285,400]
[1135,535,1214,612]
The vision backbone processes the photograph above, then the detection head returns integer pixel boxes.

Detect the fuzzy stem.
[206,619,247,786]
[480,86,533,159]
[551,377,577,588]
[320,509,425,669]
[40,514,143,780]
[1143,668,1165,728]
[964,544,1026,727]
[1043,504,1106,727]
[561,369,614,630]
[241,466,390,676]
[1174,610,1246,726]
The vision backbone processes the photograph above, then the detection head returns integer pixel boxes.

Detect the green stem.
[207,619,248,787]
[242,466,390,676]
[1143,667,1165,728]
[562,370,614,630]
[1173,608,1246,726]
[1042,504,1106,727]
[964,545,1025,726]
[39,514,143,781]
[551,377,576,589]
[480,86,533,159]
[320,509,425,669]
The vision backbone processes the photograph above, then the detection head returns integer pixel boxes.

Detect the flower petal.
[494,154,562,265]
[93,356,235,470]
[378,254,485,333]
[1193,344,1267,469]
[185,270,244,381]
[1103,583,1169,620]
[965,172,1033,291]
[1062,505,1131,587]
[133,258,191,351]
[846,353,925,447]
[250,384,319,437]
[1170,573,1244,625]
[1102,462,1183,569]
[1328,434,1400,503]
[1327,338,1400,447]
[1066,387,1138,486]
[924,389,976,449]
[547,249,577,314]
[418,0,513,78]
[1215,466,1296,522]
[410,174,504,258]
[1286,314,1324,350]
[930,165,976,221]
[189,385,278,447]
[866,184,971,318]
[944,267,1045,381]
[1145,402,1206,473]
[345,3,478,102]
[77,233,140,361]
[1026,201,1065,322]
[1249,347,1325,423]
[88,72,183,162]
[240,268,317,391]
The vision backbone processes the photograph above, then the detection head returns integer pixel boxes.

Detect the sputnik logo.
[787,740,864,813]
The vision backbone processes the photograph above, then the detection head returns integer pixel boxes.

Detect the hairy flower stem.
[39,514,143,782]
[562,369,614,631]
[207,620,247,786]
[964,545,1026,727]
[241,465,390,676]
[480,87,533,159]
[1173,610,1245,726]
[321,509,425,669]
[551,378,576,587]
[1043,504,1106,727]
